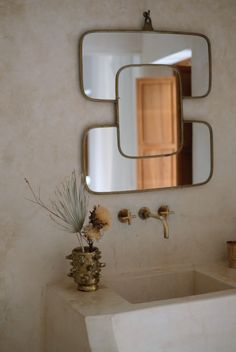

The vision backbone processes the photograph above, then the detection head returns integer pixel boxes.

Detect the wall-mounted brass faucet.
[138,205,174,239]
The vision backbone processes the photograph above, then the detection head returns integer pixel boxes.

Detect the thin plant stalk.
[25,178,65,222]
[76,232,84,252]
[25,171,88,246]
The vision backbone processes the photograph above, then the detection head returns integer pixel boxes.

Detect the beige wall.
[1,0,236,351]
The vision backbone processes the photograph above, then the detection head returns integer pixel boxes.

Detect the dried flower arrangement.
[25,171,111,252]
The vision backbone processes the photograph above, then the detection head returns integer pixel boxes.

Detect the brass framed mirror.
[116,64,183,158]
[80,30,211,101]
[83,121,213,194]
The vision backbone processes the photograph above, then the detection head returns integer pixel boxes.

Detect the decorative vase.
[66,247,105,291]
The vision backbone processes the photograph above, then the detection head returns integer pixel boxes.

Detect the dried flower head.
[83,224,102,241]
[89,205,112,231]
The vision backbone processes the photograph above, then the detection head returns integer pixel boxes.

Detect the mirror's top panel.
[80,31,211,101]
[83,122,213,194]
[116,65,183,158]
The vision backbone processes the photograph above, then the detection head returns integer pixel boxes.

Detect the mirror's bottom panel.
[83,121,213,194]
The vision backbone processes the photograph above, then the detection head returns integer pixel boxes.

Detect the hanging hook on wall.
[143,10,153,31]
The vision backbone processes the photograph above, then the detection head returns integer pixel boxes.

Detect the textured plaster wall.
[0,0,236,351]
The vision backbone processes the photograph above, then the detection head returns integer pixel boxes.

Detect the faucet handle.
[158,205,174,217]
[118,209,136,225]
[138,207,151,220]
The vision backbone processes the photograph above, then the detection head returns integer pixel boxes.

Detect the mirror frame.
[79,29,212,102]
[82,120,214,195]
[115,63,184,159]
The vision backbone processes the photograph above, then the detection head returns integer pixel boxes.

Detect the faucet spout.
[159,216,169,239]
[144,211,169,239]
[138,206,173,239]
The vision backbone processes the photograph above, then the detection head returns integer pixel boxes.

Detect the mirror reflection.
[83,122,212,193]
[117,65,182,158]
[81,31,210,100]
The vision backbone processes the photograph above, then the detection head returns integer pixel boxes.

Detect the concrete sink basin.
[108,269,234,303]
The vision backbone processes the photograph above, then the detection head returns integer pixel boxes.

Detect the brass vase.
[66,247,105,291]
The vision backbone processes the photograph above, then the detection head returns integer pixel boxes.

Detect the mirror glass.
[81,31,210,100]
[117,65,182,158]
[83,121,212,193]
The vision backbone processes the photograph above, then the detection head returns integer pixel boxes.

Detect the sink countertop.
[47,261,236,318]
[47,278,133,316]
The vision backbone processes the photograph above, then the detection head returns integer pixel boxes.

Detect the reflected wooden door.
[136,76,179,189]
